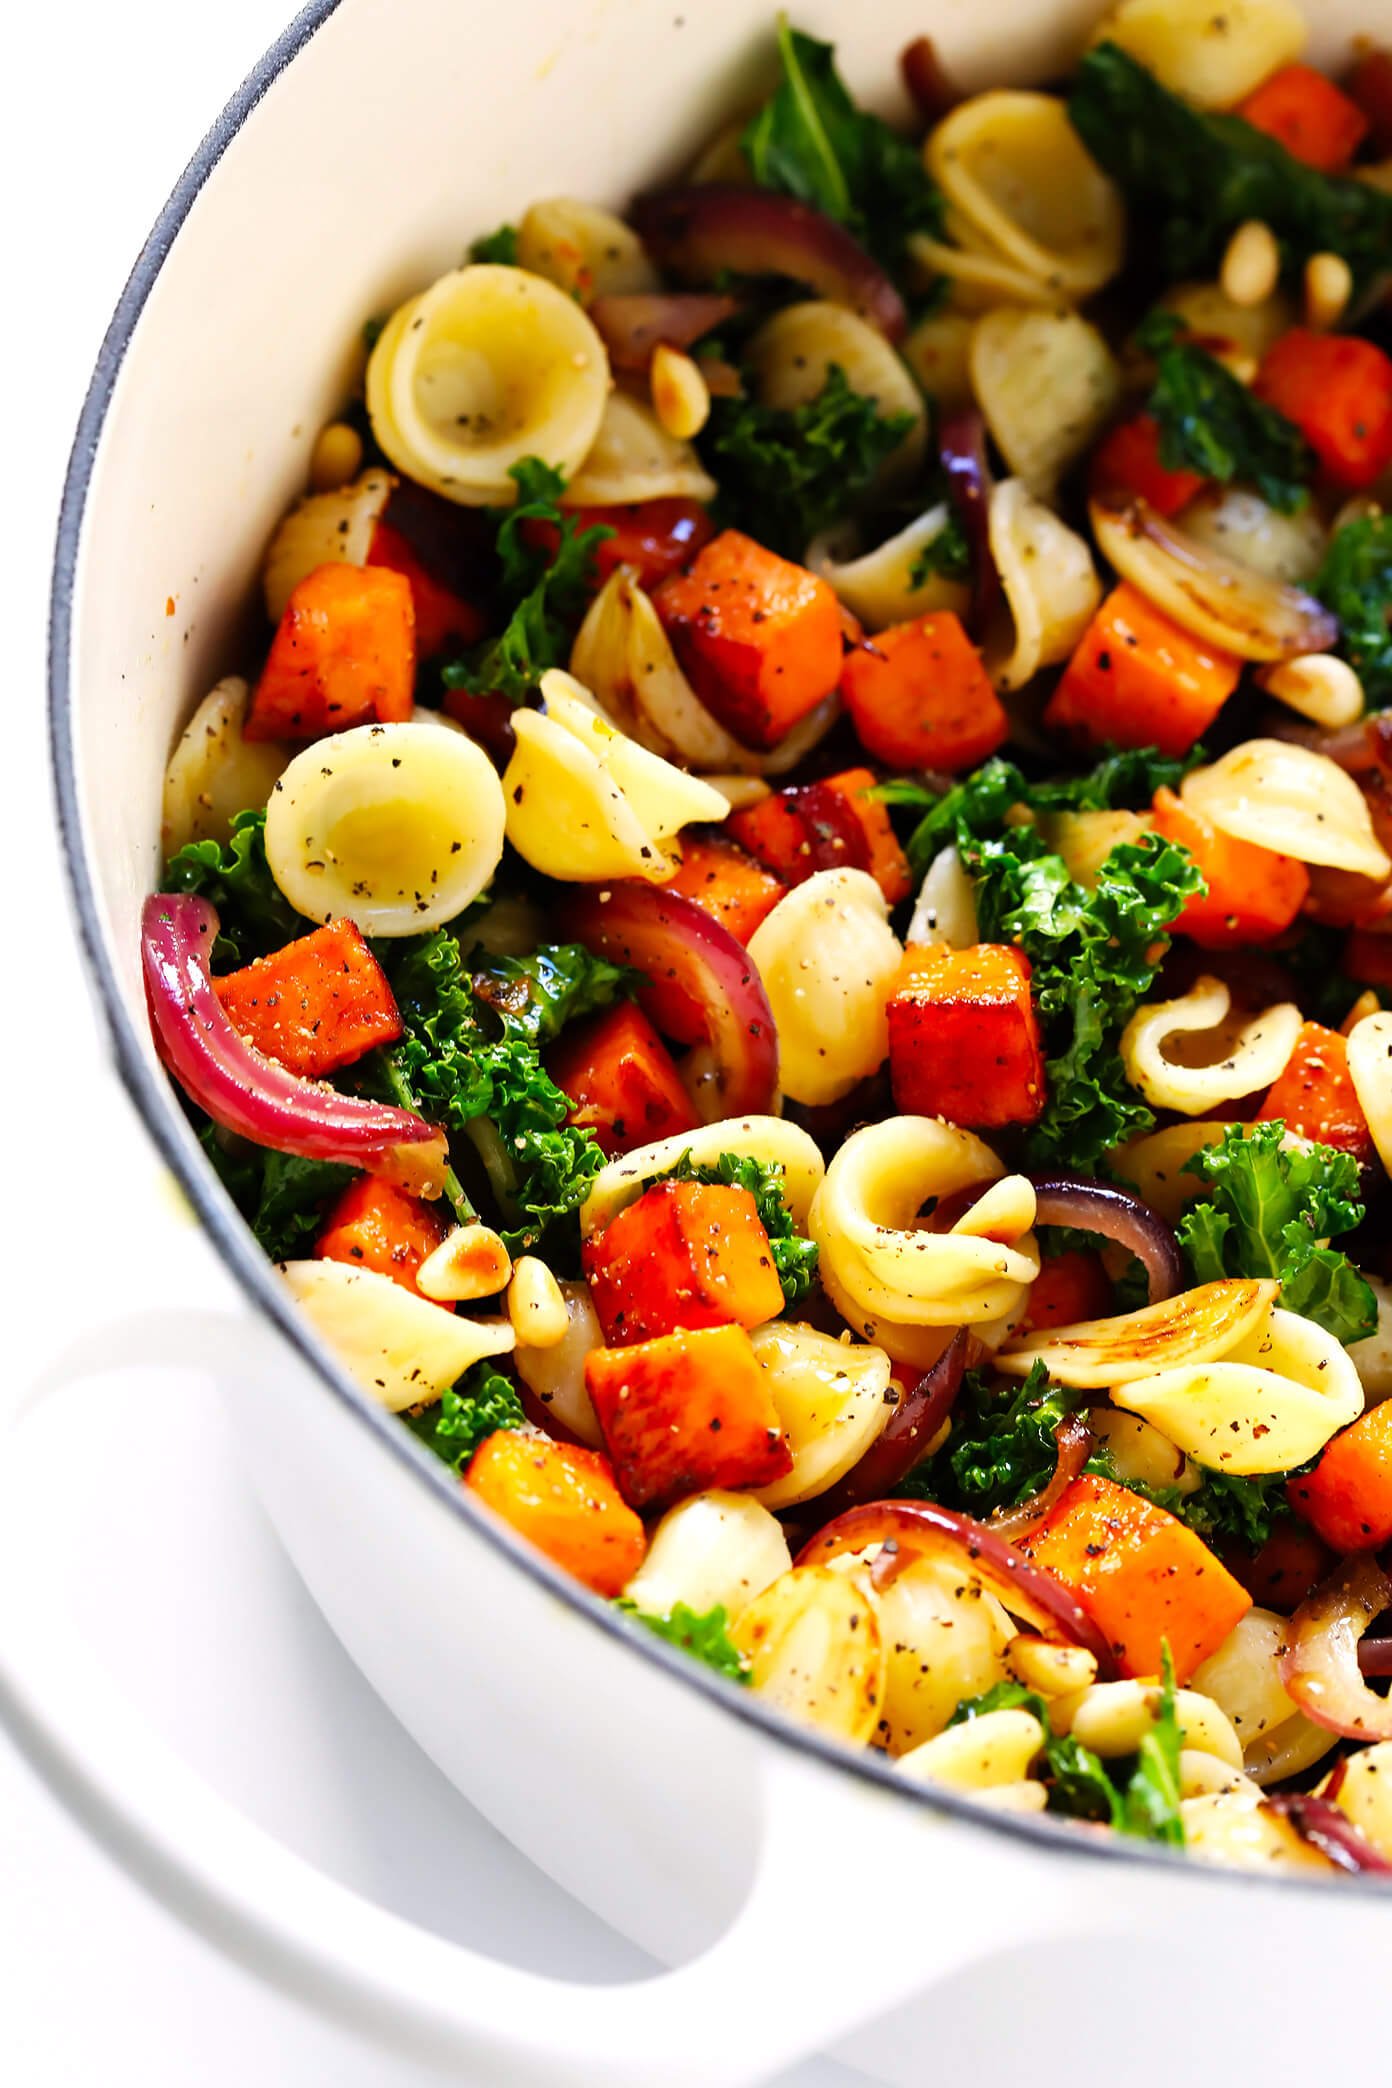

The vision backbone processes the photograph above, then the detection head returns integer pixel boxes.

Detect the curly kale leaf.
[661,1152,819,1307]
[163,808,306,967]
[616,1600,751,1685]
[198,1127,354,1262]
[701,364,915,557]
[909,509,971,587]
[1315,514,1392,707]
[468,222,519,265]
[897,1360,1081,1513]
[1136,309,1313,512]
[405,1363,526,1471]
[469,944,641,1048]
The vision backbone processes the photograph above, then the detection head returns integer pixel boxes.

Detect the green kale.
[163,808,305,966]
[469,222,519,266]
[1176,1121,1376,1343]
[1069,42,1392,293]
[897,1360,1081,1513]
[198,1126,354,1261]
[405,1363,526,1471]
[1315,514,1392,706]
[1283,923,1373,1030]
[661,1152,819,1308]
[440,458,613,706]
[1136,309,1313,512]
[949,1649,1185,1845]
[468,943,640,1048]
[908,510,971,587]
[1091,1453,1298,1552]
[741,17,943,269]
[701,364,915,558]
[616,1599,751,1685]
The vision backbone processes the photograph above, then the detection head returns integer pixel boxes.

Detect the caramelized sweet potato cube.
[584,1323,792,1509]
[246,562,416,740]
[662,833,788,945]
[886,942,1046,1129]
[1256,1020,1376,1168]
[214,919,402,1077]
[547,1002,698,1159]
[466,1431,647,1596]
[582,1178,785,1343]
[315,1175,450,1298]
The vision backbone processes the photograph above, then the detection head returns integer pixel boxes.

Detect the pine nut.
[1005,1635,1099,1699]
[1220,220,1280,308]
[416,1223,512,1302]
[1343,989,1381,1036]
[1256,652,1364,729]
[651,343,711,441]
[507,1255,570,1346]
[1179,1749,1257,1801]
[897,1708,1046,1790]
[1210,346,1260,387]
[1304,250,1353,332]
[309,420,364,492]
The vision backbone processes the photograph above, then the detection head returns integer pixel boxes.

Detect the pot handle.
[0,1312,1093,2086]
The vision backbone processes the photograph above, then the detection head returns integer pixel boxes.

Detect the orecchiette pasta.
[1087,1407,1198,1495]
[998,1278,1279,1388]
[969,308,1121,498]
[1179,1790,1331,1874]
[161,677,290,854]
[264,718,506,934]
[900,308,977,411]
[1324,1741,1392,1861]
[515,197,659,304]
[1345,1013,1392,1177]
[906,844,979,951]
[744,301,926,490]
[512,1279,605,1447]
[807,505,971,632]
[1119,974,1304,1116]
[1193,1609,1307,1760]
[1178,487,1327,588]
[366,264,610,504]
[730,1565,886,1742]
[925,93,1125,300]
[895,1706,1045,1790]
[502,669,728,883]
[748,1321,893,1510]
[1182,742,1392,879]
[622,1491,791,1623]
[1156,280,1296,368]
[279,1260,514,1411]
[580,1115,826,1238]
[1036,808,1144,890]
[261,468,394,623]
[559,390,716,508]
[746,869,903,1107]
[984,477,1102,693]
[906,223,1062,315]
[1112,1302,1365,1473]
[1089,0,1307,111]
[1348,1275,1392,1405]
[876,1558,1017,1751]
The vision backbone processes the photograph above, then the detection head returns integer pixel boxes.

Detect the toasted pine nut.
[1256,652,1365,729]
[897,1708,1046,1790]
[651,343,711,441]
[417,1223,512,1302]
[1220,220,1280,308]
[507,1255,570,1346]
[1005,1635,1099,1700]
[1068,1680,1244,1769]
[309,420,364,492]
[1178,1749,1260,1801]
[1343,989,1381,1036]
[972,1779,1049,1815]
[1304,251,1353,332]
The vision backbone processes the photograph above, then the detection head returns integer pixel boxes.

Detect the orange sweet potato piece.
[1148,787,1308,948]
[246,562,416,740]
[366,519,486,657]
[1020,1472,1252,1683]
[727,769,910,904]
[1090,413,1205,518]
[653,529,843,749]
[582,1178,785,1344]
[1045,583,1241,757]
[214,919,402,1077]
[1255,330,1392,491]
[584,1323,792,1509]
[1237,63,1369,172]
[1256,1020,1376,1166]
[1289,1403,1392,1553]
[1344,927,1392,991]
[315,1175,450,1298]
[547,1002,698,1159]
[886,942,1046,1129]
[1017,1250,1112,1335]
[465,1431,647,1596]
[663,833,787,944]
[839,611,1007,772]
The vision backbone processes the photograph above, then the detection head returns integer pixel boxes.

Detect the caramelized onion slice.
[988,1413,1092,1543]
[1264,1792,1392,1877]
[1029,1176,1183,1304]
[997,1279,1278,1389]
[1282,1555,1392,1743]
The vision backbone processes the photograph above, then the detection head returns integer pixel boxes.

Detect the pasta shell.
[161,677,290,854]
[1119,974,1303,1116]
[748,1322,894,1511]
[262,469,394,624]
[747,869,903,1107]
[1090,0,1306,111]
[1109,1119,1236,1224]
[367,264,610,505]
[264,717,506,934]
[513,1279,605,1448]
[997,1278,1280,1388]
[560,390,715,507]
[280,1260,514,1411]
[807,505,971,632]
[985,477,1102,693]
[515,197,659,305]
[1346,1014,1392,1177]
[569,565,748,767]
[730,1566,886,1743]
[897,1707,1046,1791]
[580,1115,826,1240]
[901,309,977,412]
[1178,486,1327,587]
[877,1558,1017,1753]
[926,93,1125,300]
[623,1492,791,1623]
[907,224,1062,315]
[1181,741,1392,879]
[1036,809,1145,890]
[906,844,979,951]
[1324,1741,1392,1862]
[744,300,927,491]
[971,308,1121,499]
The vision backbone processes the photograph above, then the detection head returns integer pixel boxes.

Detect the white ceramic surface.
[15,1,1392,2081]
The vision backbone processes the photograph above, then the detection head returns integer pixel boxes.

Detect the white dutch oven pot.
[13,0,1392,2080]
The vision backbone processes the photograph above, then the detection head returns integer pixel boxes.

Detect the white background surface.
[0,6,853,2080]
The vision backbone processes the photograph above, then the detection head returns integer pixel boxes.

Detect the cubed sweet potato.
[465,1430,647,1596]
[547,1002,698,1159]
[315,1175,450,1298]
[1045,583,1241,757]
[582,1177,786,1343]
[1256,1020,1376,1167]
[839,611,1007,772]
[246,562,416,740]
[214,919,402,1077]
[728,768,911,905]
[584,1323,792,1509]
[886,942,1046,1129]
[662,833,788,945]
[1148,787,1308,948]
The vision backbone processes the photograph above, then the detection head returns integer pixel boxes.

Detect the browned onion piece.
[1030,1176,1184,1305]
[793,1498,1117,1673]
[1359,1635,1392,1678]
[900,36,961,123]
[810,1329,969,1519]
[1281,1554,1392,1741]
[1264,1793,1392,1877]
[988,1413,1092,1543]
[588,292,739,372]
[939,408,997,636]
[1268,708,1382,774]
[629,186,907,340]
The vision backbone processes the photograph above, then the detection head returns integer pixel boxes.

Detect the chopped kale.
[405,1363,526,1471]
[616,1599,751,1684]
[1315,514,1392,707]
[1136,308,1313,512]
[163,808,306,967]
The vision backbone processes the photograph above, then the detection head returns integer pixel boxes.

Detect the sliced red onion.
[629,187,907,340]
[989,1413,1093,1543]
[811,1330,969,1518]
[589,292,739,372]
[900,36,961,123]
[1281,1554,1392,1742]
[1030,1176,1184,1306]
[794,1497,1118,1674]
[1264,1793,1392,1877]
[938,408,998,636]
[794,779,874,877]
[1360,1635,1392,1678]
[560,884,778,1118]
[142,894,444,1183]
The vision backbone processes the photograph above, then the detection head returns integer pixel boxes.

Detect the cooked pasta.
[748,1321,893,1509]
[807,505,971,631]
[262,469,394,623]
[162,677,290,854]
[969,308,1122,498]
[560,391,716,508]
[1181,742,1392,877]
[622,1491,792,1621]
[582,1116,826,1237]
[570,565,750,769]
[744,301,926,488]
[1346,1012,1392,1175]
[515,197,659,304]
[746,869,903,1106]
[1177,486,1326,586]
[905,844,979,950]
[1089,0,1307,111]
[1120,975,1303,1115]
[899,308,976,412]
[985,477,1102,692]
[280,1260,514,1410]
